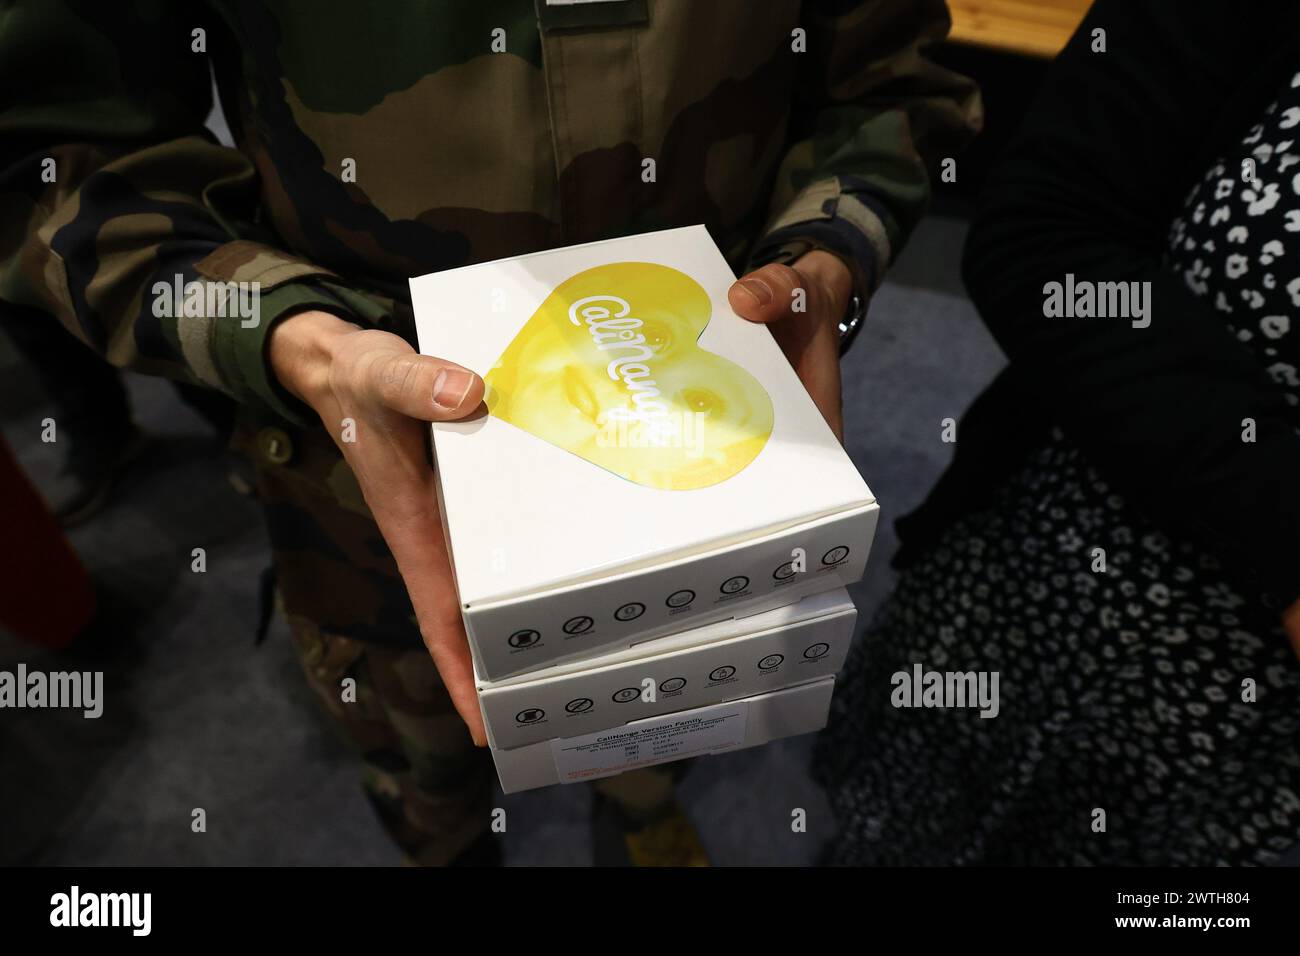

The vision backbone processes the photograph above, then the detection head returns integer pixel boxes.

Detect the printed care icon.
[563,616,594,635]
[565,697,594,714]
[614,602,645,622]
[483,262,774,490]
[665,589,695,608]
[612,687,640,703]
[508,629,540,649]
[822,546,850,566]
[709,665,736,682]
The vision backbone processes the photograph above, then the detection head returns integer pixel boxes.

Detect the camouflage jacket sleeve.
[0,0,362,424]
[749,0,982,301]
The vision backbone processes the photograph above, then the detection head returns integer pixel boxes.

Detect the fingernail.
[432,368,474,409]
[738,277,772,306]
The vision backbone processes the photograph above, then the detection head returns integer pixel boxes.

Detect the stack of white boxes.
[411,226,878,793]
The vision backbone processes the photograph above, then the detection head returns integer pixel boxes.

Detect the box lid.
[410,226,874,607]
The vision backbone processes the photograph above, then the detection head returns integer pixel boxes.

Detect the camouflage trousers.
[246,419,677,864]
[287,614,495,865]
[286,613,680,866]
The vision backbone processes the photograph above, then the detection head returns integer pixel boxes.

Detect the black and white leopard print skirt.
[814,431,1300,865]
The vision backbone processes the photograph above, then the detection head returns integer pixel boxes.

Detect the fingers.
[395,514,487,745]
[280,324,488,744]
[728,262,808,324]
[729,251,852,442]
[365,349,484,421]
[347,424,489,746]
[420,611,489,747]
[771,309,844,442]
[332,345,488,743]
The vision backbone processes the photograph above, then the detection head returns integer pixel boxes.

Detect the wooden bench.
[947,0,1093,58]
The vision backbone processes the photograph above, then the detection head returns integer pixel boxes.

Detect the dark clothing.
[898,0,1300,612]
[818,430,1300,864]
[2,305,132,450]
[816,0,1300,866]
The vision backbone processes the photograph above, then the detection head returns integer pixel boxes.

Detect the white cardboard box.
[410,225,877,680]
[478,588,855,750]
[491,676,836,794]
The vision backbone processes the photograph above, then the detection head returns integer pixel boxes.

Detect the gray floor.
[0,216,1005,865]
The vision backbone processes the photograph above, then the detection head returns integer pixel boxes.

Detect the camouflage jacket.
[1,0,979,423]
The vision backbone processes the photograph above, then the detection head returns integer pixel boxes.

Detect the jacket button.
[257,427,294,465]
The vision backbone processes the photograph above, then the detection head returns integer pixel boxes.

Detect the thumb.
[368,350,485,421]
[728,262,806,325]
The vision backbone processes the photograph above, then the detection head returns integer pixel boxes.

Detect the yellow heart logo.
[484,262,774,490]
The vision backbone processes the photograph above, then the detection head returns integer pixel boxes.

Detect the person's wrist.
[268,309,360,410]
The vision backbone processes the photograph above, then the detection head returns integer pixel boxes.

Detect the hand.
[268,310,489,745]
[1285,598,1300,660]
[727,249,854,441]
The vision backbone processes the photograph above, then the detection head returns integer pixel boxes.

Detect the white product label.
[550,700,749,784]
